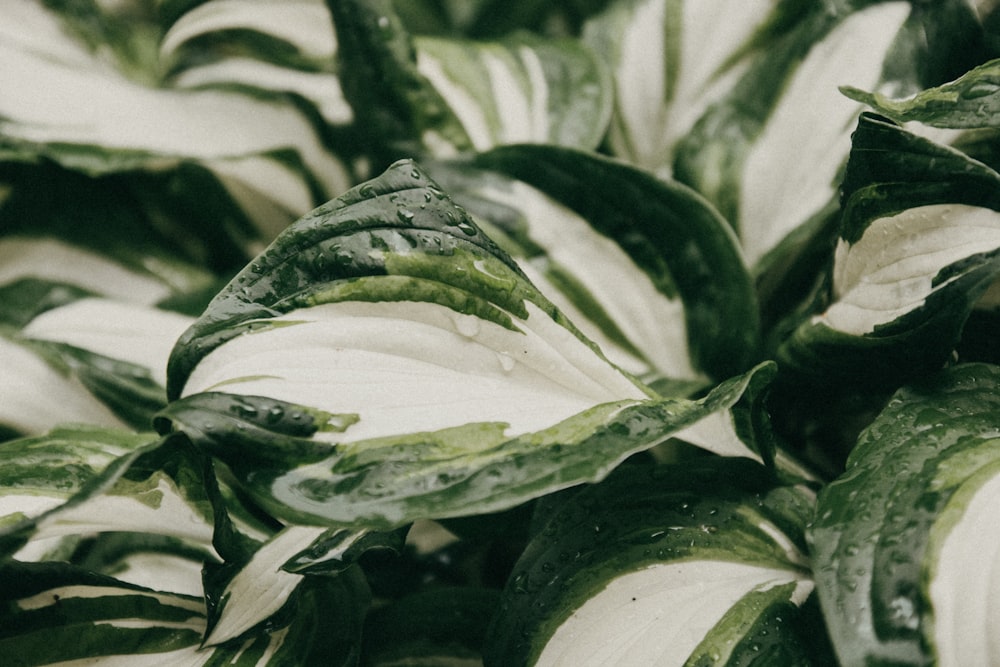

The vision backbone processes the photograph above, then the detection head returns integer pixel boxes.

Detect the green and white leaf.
[466,145,760,383]
[330,0,611,158]
[414,32,612,154]
[0,2,351,237]
[842,57,1000,130]
[777,115,1000,388]
[0,558,368,666]
[582,0,776,176]
[0,237,192,307]
[22,297,193,389]
[203,525,327,646]
[0,294,194,434]
[158,364,771,529]
[485,458,822,666]
[167,159,650,432]
[733,3,912,267]
[0,337,127,438]
[161,0,353,127]
[0,425,150,542]
[159,161,776,528]
[669,2,914,270]
[202,521,397,646]
[809,362,1000,667]
[0,429,217,565]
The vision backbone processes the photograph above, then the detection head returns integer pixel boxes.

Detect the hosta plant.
[3,0,1000,665]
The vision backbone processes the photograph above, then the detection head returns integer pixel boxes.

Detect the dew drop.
[889,595,919,630]
[496,352,516,372]
[236,404,258,419]
[452,313,481,337]
[397,208,415,223]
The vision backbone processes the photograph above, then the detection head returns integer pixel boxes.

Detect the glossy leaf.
[843,57,1000,129]
[161,161,774,528]
[484,458,822,666]
[777,114,1000,389]
[809,362,1000,666]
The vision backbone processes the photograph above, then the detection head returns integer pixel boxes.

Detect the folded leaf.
[484,458,822,666]
[167,159,649,426]
[777,114,1000,389]
[809,362,1000,666]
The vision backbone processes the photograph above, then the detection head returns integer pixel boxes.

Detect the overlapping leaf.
[484,458,824,666]
[809,362,1000,666]
[160,160,775,528]
[0,287,195,437]
[777,114,1000,389]
[0,558,368,666]
[330,0,612,159]
[468,144,760,383]
[0,428,215,561]
[0,1,352,241]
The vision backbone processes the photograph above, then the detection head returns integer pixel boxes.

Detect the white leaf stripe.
[0,1,351,213]
[415,35,605,153]
[738,2,912,265]
[927,464,1000,665]
[0,238,172,305]
[30,476,216,547]
[534,561,812,666]
[474,179,697,381]
[819,204,1000,335]
[584,0,773,173]
[15,583,203,614]
[160,0,336,64]
[0,337,126,436]
[182,300,647,444]
[205,525,326,646]
[23,299,194,389]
